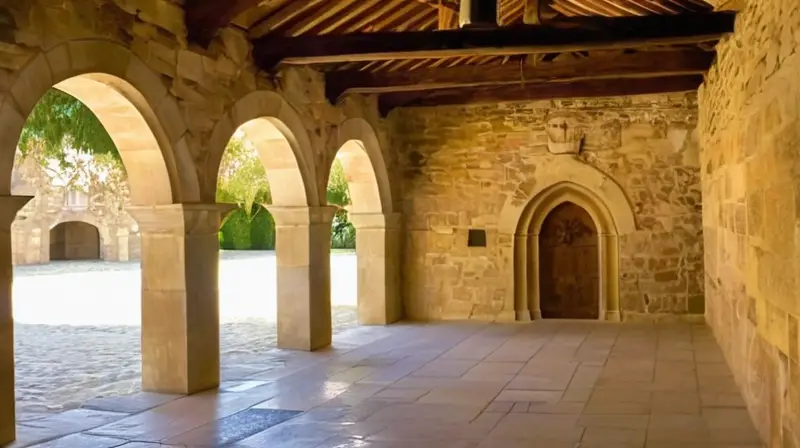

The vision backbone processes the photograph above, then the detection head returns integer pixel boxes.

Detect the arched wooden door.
[538,202,599,319]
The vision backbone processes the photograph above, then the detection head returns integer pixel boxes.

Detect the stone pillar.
[528,233,543,320]
[269,206,337,351]
[604,234,621,322]
[349,212,402,325]
[513,234,531,321]
[126,204,226,395]
[0,195,33,446]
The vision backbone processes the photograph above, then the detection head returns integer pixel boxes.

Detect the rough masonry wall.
[699,0,800,444]
[392,93,703,322]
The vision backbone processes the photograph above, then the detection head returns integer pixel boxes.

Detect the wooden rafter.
[253,12,735,69]
[325,49,714,102]
[377,74,704,115]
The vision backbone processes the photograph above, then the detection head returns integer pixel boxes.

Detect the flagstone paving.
[9,320,764,448]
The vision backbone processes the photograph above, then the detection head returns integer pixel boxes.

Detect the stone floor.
[9,321,764,448]
[12,252,358,416]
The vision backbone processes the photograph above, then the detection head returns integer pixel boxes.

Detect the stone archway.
[207,90,319,206]
[499,158,636,322]
[0,40,200,204]
[0,40,208,444]
[49,221,102,261]
[208,91,334,351]
[329,118,400,325]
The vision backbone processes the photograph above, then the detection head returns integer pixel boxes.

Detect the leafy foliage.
[327,160,355,249]
[216,137,271,221]
[19,89,120,165]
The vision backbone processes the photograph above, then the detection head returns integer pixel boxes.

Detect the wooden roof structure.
[185,0,735,114]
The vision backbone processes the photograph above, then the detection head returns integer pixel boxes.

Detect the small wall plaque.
[468,229,487,247]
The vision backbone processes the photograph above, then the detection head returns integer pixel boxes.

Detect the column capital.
[267,205,337,227]
[349,212,401,230]
[126,203,234,235]
[0,195,32,229]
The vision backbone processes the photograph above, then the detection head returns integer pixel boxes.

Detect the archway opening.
[10,79,166,422]
[326,158,358,329]
[49,221,101,261]
[538,202,599,319]
[215,129,280,366]
[330,131,397,325]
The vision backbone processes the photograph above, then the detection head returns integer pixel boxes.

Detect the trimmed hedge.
[219,205,355,250]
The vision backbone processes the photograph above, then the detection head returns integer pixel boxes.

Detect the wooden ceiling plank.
[248,0,329,38]
[377,74,704,115]
[326,49,714,100]
[371,2,427,31]
[341,0,408,33]
[554,0,603,16]
[398,8,438,32]
[254,12,735,69]
[438,0,460,29]
[288,0,361,36]
[315,0,383,35]
[596,0,650,15]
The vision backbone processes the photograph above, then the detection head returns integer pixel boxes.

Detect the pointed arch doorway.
[499,158,637,322]
[539,202,599,319]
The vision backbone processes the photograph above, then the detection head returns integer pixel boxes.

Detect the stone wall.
[391,93,703,322]
[9,157,140,265]
[699,0,800,444]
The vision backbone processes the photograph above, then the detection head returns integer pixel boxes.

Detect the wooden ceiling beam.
[253,12,735,69]
[377,74,704,115]
[326,49,714,102]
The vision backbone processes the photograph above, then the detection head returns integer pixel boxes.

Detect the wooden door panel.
[539,202,599,319]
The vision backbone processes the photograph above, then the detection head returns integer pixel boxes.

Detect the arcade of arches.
[0,0,797,445]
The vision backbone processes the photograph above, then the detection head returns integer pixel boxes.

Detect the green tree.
[216,137,271,221]
[19,89,120,165]
[327,160,355,249]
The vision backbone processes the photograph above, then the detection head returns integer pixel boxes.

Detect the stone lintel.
[268,205,338,227]
[349,212,401,230]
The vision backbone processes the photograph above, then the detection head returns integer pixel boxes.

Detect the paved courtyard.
[9,320,763,447]
[12,251,358,418]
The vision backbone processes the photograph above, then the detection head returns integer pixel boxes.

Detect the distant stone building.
[9,153,140,265]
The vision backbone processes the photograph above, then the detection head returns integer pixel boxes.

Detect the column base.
[515,310,532,322]
[606,310,621,322]
[530,310,543,320]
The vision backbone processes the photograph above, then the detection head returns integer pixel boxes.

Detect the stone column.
[126,204,227,395]
[269,206,337,351]
[349,212,402,325]
[528,233,543,320]
[513,234,531,321]
[604,234,621,322]
[0,195,33,446]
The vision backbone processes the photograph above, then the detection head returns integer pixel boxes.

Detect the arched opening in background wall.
[49,221,101,261]
[0,40,199,445]
[538,202,599,319]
